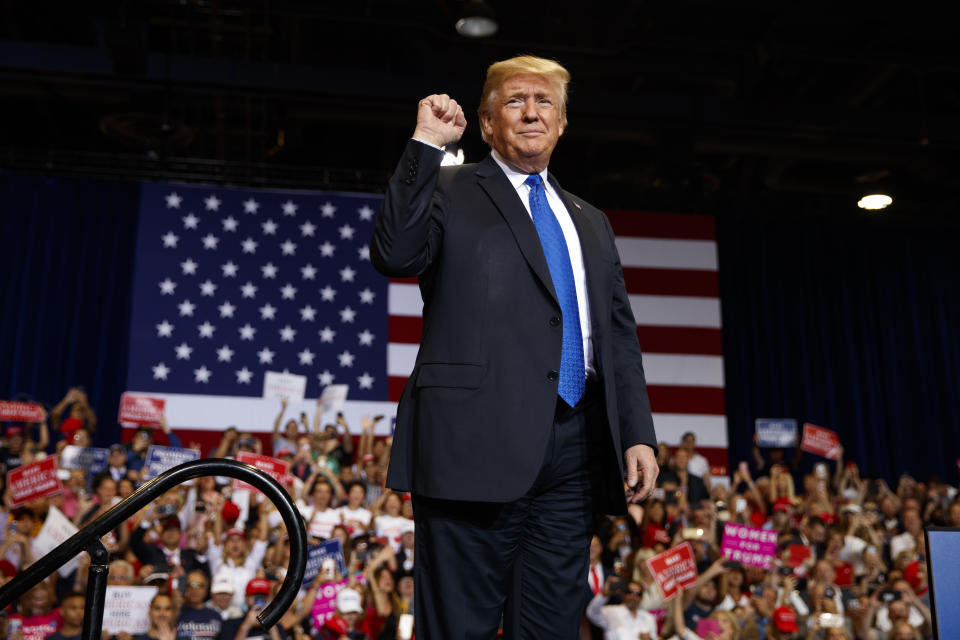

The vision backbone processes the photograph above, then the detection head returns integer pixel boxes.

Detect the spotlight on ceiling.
[857,194,893,211]
[455,0,498,38]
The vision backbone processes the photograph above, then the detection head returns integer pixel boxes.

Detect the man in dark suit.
[370,55,659,639]
[129,516,209,578]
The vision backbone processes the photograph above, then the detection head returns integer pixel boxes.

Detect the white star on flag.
[218,301,236,318]
[279,325,296,342]
[280,240,297,255]
[236,367,253,383]
[241,238,258,253]
[152,362,170,380]
[262,219,278,235]
[358,329,375,346]
[156,320,174,337]
[239,324,256,340]
[261,263,278,279]
[204,195,221,211]
[319,326,336,342]
[257,347,275,364]
[162,232,179,248]
[282,200,298,216]
[259,303,277,320]
[339,224,355,240]
[338,350,355,367]
[241,282,258,298]
[319,242,336,257]
[320,202,336,217]
[159,279,177,295]
[340,306,356,323]
[280,283,298,300]
[301,264,317,280]
[217,345,235,362]
[194,366,212,382]
[243,198,260,214]
[358,246,370,261]
[358,205,375,221]
[357,372,375,389]
[165,192,183,208]
[181,259,198,275]
[340,266,356,282]
[175,342,193,360]
[183,213,199,229]
[320,286,336,301]
[298,348,315,365]
[199,280,217,296]
[198,321,216,338]
[299,305,317,321]
[222,216,239,232]
[300,221,316,237]
[178,300,196,316]
[359,288,375,304]
[202,234,219,250]
[318,370,335,385]
[221,261,239,277]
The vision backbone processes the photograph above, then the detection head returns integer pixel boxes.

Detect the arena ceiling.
[2,1,958,224]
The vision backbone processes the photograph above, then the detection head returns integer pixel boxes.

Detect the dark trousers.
[413,381,608,639]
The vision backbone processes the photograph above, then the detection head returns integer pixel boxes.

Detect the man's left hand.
[624,443,659,502]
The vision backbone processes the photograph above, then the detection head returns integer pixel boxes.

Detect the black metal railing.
[0,459,307,640]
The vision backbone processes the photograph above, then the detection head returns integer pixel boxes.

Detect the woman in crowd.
[131,593,176,640]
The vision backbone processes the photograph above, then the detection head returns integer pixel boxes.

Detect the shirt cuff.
[412,137,444,152]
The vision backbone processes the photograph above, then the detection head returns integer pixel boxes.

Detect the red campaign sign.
[118,393,165,426]
[645,542,699,601]
[0,401,45,423]
[786,544,812,568]
[7,457,63,507]
[800,423,841,459]
[234,452,291,492]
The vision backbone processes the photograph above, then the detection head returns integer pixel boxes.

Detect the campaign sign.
[31,505,83,577]
[118,393,165,425]
[0,401,45,422]
[234,451,290,492]
[303,539,347,587]
[646,542,698,601]
[721,523,778,569]
[102,586,159,634]
[786,544,812,568]
[318,384,349,413]
[800,422,841,459]
[263,370,308,402]
[310,579,351,630]
[755,419,798,448]
[60,445,110,475]
[142,445,199,479]
[8,457,62,507]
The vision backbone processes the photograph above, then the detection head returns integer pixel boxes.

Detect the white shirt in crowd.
[585,593,657,640]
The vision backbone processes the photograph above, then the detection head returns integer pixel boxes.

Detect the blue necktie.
[524,174,585,406]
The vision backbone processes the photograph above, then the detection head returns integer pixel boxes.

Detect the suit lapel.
[476,156,558,304]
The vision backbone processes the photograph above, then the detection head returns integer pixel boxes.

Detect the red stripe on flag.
[636,326,724,356]
[622,267,719,297]
[605,211,716,240]
[646,385,726,415]
[388,376,409,402]
[389,277,419,284]
[388,316,423,343]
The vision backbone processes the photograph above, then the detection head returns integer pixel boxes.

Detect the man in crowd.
[176,570,223,640]
[130,515,209,576]
[370,54,659,638]
[585,576,656,639]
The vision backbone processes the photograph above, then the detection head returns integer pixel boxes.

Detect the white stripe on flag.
[652,413,729,447]
[615,237,718,271]
[629,295,722,328]
[388,283,424,316]
[642,354,725,388]
[387,343,420,377]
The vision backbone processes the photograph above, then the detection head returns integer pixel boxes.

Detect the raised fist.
[413,94,467,148]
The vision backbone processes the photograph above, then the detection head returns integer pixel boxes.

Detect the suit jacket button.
[547,370,558,381]
[549,316,560,327]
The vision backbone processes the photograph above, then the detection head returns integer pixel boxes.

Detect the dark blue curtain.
[718,205,960,483]
[0,173,139,447]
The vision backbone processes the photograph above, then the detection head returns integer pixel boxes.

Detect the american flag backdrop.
[127,183,726,466]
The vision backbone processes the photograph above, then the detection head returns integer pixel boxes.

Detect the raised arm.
[273,398,288,437]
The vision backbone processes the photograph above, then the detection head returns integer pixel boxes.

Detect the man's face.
[160,526,181,549]
[480,73,563,173]
[185,573,208,607]
[623,582,643,611]
[697,580,717,604]
[61,597,85,627]
[109,449,126,467]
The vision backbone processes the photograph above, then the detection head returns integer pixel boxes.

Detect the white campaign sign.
[102,586,159,634]
[262,370,308,401]
[31,505,83,577]
[319,384,349,413]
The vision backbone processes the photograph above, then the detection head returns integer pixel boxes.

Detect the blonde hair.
[478,55,570,144]
[711,610,742,640]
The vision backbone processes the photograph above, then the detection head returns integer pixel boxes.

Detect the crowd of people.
[0,387,955,640]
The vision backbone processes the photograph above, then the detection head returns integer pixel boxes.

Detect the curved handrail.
[0,459,307,628]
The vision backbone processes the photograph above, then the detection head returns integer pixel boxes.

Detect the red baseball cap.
[222,501,240,524]
[773,497,794,513]
[224,527,246,540]
[772,606,799,632]
[245,578,270,596]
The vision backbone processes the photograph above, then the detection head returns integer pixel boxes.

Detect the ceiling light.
[857,194,892,210]
[455,0,498,38]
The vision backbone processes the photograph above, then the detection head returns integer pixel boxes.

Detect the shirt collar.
[490,149,549,191]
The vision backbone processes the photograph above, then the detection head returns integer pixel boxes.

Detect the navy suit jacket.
[370,140,657,514]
